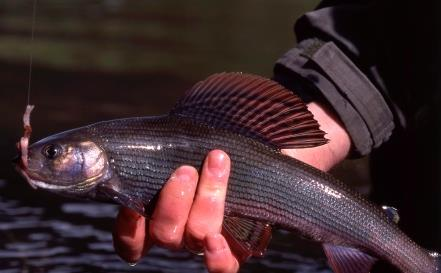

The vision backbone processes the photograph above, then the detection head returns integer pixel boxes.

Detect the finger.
[185,150,231,250]
[149,166,199,250]
[204,233,239,273]
[113,207,147,263]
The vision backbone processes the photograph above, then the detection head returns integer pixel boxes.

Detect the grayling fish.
[14,73,440,273]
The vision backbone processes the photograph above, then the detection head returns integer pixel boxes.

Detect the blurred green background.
[0,0,317,79]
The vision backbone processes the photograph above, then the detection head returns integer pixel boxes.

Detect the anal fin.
[323,244,378,273]
[221,216,272,262]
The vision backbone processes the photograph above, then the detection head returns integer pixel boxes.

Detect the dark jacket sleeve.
[273,1,397,156]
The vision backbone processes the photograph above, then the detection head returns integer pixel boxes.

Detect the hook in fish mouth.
[12,151,42,191]
[12,150,36,189]
[13,161,37,190]
[14,105,36,189]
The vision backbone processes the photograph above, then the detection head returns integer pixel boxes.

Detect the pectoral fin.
[323,244,378,273]
[222,216,272,262]
[97,182,146,216]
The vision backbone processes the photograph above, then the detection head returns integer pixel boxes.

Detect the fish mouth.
[14,157,108,192]
[12,154,64,190]
[13,163,88,191]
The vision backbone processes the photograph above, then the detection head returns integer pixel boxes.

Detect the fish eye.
[42,144,62,160]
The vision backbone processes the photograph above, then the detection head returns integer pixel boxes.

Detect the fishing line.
[27,0,37,105]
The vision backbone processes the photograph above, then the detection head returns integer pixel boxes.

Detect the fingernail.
[205,233,225,252]
[174,167,191,184]
[207,151,227,178]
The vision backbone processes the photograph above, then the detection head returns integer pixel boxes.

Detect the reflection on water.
[0,179,331,273]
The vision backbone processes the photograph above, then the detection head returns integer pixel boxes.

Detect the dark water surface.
[0,1,353,272]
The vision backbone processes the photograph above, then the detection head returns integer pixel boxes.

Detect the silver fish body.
[91,115,437,273]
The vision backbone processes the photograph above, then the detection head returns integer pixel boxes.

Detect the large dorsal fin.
[171,73,328,149]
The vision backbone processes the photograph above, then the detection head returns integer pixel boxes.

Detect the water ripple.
[6,241,47,251]
[61,203,118,218]
[0,246,70,258]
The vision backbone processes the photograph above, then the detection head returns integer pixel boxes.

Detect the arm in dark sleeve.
[273,1,397,156]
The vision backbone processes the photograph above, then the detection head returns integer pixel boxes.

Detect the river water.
[0,1,345,272]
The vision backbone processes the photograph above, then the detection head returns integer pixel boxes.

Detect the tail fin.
[429,251,441,272]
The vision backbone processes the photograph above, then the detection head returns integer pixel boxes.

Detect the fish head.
[15,128,109,196]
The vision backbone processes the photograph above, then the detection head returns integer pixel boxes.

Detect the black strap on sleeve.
[275,39,394,156]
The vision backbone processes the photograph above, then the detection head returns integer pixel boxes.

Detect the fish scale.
[87,115,435,273]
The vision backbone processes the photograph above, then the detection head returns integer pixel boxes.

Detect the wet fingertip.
[113,227,145,264]
[113,239,141,264]
[173,165,198,183]
[119,253,142,265]
[112,226,147,265]
[206,150,230,179]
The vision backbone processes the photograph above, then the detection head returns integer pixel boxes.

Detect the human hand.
[113,150,239,273]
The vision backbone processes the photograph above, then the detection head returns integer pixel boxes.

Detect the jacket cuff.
[274,39,394,156]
